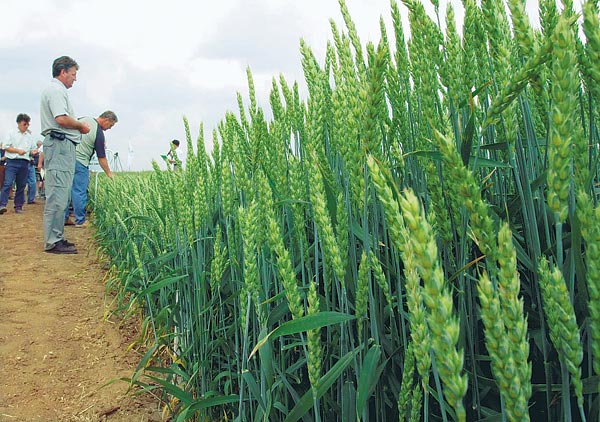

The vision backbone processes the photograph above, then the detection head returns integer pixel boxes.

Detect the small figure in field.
[27,140,43,204]
[66,110,118,228]
[34,140,45,199]
[40,55,90,254]
[166,139,181,171]
[0,113,38,215]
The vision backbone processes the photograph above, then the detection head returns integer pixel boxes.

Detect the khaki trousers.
[42,136,75,250]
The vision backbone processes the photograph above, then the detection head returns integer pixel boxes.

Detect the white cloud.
[0,0,412,170]
[5,0,542,170]
[188,58,248,91]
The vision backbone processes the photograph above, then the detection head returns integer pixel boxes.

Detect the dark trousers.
[0,159,29,209]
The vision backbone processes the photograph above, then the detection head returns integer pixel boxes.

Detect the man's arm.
[167,150,175,164]
[92,126,113,178]
[97,157,113,179]
[4,146,28,156]
[55,115,90,134]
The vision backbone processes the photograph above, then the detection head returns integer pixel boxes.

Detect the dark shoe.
[61,239,75,247]
[27,201,36,204]
[45,241,78,254]
[15,208,23,214]
[0,207,6,215]
[74,221,89,228]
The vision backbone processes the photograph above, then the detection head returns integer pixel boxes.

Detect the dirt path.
[0,200,162,421]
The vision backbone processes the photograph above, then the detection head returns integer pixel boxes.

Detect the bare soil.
[0,200,163,421]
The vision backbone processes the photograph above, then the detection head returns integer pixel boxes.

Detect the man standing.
[0,113,37,214]
[67,111,118,227]
[40,56,90,254]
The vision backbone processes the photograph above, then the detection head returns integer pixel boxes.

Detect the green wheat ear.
[307,150,346,288]
[267,213,303,320]
[538,258,585,416]
[548,15,579,223]
[398,343,416,420]
[477,271,530,421]
[576,190,600,381]
[367,155,432,385]
[399,189,467,422]
[582,0,600,103]
[307,281,322,396]
[356,251,369,338]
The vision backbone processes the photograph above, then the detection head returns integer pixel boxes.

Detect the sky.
[0,0,542,172]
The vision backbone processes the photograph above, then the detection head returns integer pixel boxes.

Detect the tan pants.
[42,136,75,249]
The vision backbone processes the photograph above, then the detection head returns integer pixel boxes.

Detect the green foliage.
[90,1,600,420]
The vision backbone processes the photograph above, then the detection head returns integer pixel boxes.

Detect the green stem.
[561,360,572,421]
[556,220,563,269]
[431,358,449,422]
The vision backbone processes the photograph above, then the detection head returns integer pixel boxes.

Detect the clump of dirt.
[0,200,163,421]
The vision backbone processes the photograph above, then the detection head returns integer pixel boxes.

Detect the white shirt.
[3,128,36,160]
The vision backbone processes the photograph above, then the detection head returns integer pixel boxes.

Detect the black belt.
[49,130,78,146]
[49,130,66,140]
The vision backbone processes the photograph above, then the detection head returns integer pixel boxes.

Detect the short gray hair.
[99,110,118,123]
[52,56,79,78]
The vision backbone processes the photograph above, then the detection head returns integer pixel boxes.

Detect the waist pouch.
[50,130,66,140]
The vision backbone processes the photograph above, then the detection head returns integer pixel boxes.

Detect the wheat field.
[90,0,600,420]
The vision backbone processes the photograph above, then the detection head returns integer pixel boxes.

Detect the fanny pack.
[50,130,66,140]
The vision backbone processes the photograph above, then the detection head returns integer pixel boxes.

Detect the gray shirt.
[40,78,81,144]
[75,117,100,166]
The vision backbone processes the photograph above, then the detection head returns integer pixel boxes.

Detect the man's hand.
[55,115,91,134]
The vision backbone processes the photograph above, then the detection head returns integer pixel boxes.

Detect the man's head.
[16,113,31,133]
[98,110,118,131]
[53,56,79,89]
[172,139,180,148]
